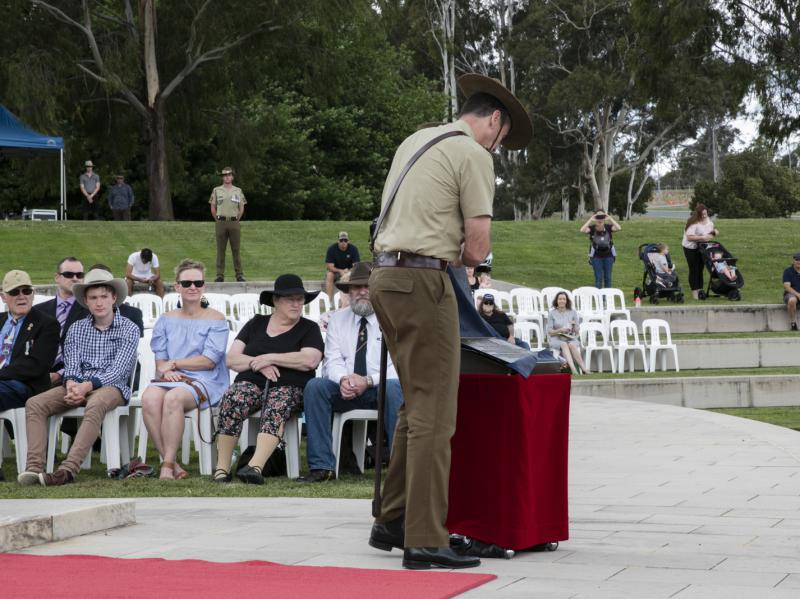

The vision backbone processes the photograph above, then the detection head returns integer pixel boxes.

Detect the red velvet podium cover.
[446,373,570,550]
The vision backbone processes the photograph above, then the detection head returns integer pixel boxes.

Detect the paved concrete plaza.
[11,395,800,598]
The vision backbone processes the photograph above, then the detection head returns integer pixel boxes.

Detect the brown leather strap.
[374,251,448,271]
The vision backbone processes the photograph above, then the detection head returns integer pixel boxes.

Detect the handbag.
[369,130,467,252]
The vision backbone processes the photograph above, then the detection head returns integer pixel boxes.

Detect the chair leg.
[353,420,368,473]
[137,409,149,462]
[284,415,300,479]
[102,411,122,471]
[197,409,213,476]
[46,416,62,473]
[331,413,344,478]
[672,349,680,372]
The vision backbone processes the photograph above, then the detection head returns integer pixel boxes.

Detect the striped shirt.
[63,309,139,402]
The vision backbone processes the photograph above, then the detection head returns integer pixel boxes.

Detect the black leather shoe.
[296,469,335,483]
[236,464,264,485]
[369,515,405,551]
[214,275,224,283]
[236,275,246,282]
[402,547,481,570]
[212,468,232,483]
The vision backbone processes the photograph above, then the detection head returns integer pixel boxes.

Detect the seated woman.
[213,274,323,484]
[546,291,590,375]
[479,293,530,349]
[141,259,230,480]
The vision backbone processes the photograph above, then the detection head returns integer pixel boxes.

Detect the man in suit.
[35,259,144,386]
[0,270,60,480]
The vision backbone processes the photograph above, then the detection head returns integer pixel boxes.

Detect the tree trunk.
[146,103,173,220]
[561,187,570,220]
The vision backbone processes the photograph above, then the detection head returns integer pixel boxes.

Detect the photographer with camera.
[580,210,621,289]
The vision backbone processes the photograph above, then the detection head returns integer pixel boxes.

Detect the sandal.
[212,468,232,483]
[159,461,176,480]
[173,464,189,480]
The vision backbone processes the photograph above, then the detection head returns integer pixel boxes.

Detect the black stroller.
[634,243,684,304]
[698,241,744,300]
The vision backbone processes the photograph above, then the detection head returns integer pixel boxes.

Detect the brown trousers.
[215,219,243,278]
[369,266,460,548]
[24,385,123,475]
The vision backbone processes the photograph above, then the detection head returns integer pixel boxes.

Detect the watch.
[366,375,374,387]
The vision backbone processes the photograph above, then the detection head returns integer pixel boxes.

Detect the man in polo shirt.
[18,269,139,487]
[368,74,532,570]
[325,231,360,300]
[79,160,101,220]
[783,251,800,330]
[108,174,134,221]
[209,166,246,283]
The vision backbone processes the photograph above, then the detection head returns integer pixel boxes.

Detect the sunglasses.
[338,238,348,242]
[59,271,85,279]
[7,287,34,297]
[482,300,494,305]
[178,280,205,288]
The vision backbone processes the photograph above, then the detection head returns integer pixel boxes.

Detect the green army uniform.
[209,179,246,281]
[370,119,495,548]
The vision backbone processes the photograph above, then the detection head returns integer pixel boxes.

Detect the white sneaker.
[17,471,41,486]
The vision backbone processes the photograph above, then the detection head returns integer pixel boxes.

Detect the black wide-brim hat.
[259,273,320,307]
[457,73,533,150]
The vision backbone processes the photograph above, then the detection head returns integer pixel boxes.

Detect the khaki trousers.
[215,220,243,278]
[24,385,123,475]
[369,266,460,548]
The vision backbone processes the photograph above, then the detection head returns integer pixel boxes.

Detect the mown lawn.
[1,218,798,304]
[708,406,800,432]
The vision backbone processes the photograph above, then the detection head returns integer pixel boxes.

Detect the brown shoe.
[39,470,75,487]
[296,469,335,483]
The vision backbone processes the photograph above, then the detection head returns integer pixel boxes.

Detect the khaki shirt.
[374,120,494,262]
[209,185,246,218]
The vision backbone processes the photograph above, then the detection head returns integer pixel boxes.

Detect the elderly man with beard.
[297,262,403,483]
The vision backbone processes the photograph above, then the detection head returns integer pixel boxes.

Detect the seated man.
[324,231,360,300]
[125,248,164,297]
[0,270,60,479]
[18,269,139,486]
[783,251,800,331]
[298,262,402,483]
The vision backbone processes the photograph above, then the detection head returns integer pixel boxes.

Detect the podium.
[446,373,570,550]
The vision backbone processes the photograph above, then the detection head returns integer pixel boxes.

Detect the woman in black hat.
[213,274,324,484]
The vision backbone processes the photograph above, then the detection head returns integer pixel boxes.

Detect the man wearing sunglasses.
[0,270,60,415]
[325,231,360,300]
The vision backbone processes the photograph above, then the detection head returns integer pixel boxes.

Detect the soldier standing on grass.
[209,167,246,283]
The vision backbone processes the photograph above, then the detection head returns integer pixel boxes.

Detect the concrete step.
[677,336,800,369]
[628,303,791,333]
[0,499,135,552]
[572,374,800,409]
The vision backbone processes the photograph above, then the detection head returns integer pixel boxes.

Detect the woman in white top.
[681,204,719,299]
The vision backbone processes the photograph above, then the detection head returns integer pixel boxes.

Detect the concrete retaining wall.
[572,375,800,409]
[678,337,800,369]
[628,303,791,333]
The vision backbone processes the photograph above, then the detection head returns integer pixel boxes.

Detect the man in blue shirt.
[18,269,139,487]
[783,251,800,331]
[325,231,360,300]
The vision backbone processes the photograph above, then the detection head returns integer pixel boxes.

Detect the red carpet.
[1,553,495,598]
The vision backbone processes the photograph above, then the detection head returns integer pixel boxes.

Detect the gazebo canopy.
[0,105,63,153]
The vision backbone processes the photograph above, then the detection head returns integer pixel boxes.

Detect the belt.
[374,251,448,271]
[216,216,238,221]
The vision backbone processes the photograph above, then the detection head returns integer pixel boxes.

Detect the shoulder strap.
[370,130,467,251]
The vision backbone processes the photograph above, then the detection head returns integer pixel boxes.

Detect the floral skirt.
[216,381,303,438]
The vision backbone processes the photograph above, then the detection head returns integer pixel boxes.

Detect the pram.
[698,241,744,300]
[634,243,684,304]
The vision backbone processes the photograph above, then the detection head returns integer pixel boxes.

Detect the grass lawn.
[708,406,800,432]
[1,218,799,305]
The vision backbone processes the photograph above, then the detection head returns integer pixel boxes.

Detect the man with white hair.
[18,268,139,487]
[298,262,403,483]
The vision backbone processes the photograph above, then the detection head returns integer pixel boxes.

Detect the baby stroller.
[634,243,684,304]
[698,241,744,300]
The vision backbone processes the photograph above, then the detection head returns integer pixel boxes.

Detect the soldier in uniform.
[209,167,246,282]
[367,74,532,570]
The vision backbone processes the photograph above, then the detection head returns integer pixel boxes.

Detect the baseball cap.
[482,293,495,304]
[2,270,33,293]
[793,251,800,261]
[338,231,349,240]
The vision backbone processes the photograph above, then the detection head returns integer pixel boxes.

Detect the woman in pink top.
[681,203,719,299]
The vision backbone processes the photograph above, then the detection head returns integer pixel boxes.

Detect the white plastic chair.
[609,320,648,373]
[125,293,163,329]
[641,318,680,372]
[513,321,544,351]
[474,289,512,313]
[572,287,606,325]
[162,292,180,312]
[579,321,615,373]
[304,294,332,322]
[230,293,261,321]
[541,287,572,311]
[233,411,302,479]
[203,293,233,318]
[510,288,545,327]
[600,288,631,321]
[33,293,52,306]
[331,409,377,477]
[0,408,27,474]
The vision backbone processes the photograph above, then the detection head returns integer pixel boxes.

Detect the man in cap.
[18,269,140,487]
[783,251,800,330]
[79,160,101,220]
[209,166,246,282]
[298,262,403,483]
[108,174,134,221]
[368,74,532,569]
[325,231,361,300]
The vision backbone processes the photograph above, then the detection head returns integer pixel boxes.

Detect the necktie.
[354,317,368,376]
[54,301,70,365]
[0,319,18,369]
